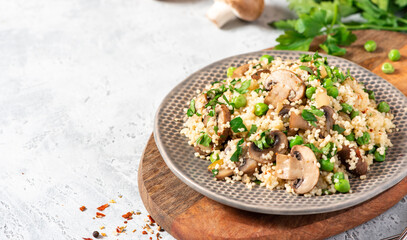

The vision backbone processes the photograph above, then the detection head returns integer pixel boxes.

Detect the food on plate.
[180,52,395,196]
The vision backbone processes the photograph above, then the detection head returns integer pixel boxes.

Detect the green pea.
[308,75,318,81]
[254,103,269,116]
[345,132,355,141]
[356,132,370,146]
[335,179,350,193]
[319,159,334,172]
[340,103,353,114]
[289,135,303,148]
[227,67,236,78]
[374,150,386,162]
[232,95,247,109]
[210,152,219,163]
[326,86,339,98]
[381,62,394,74]
[259,54,274,64]
[350,110,359,119]
[332,172,345,183]
[323,78,334,88]
[364,40,377,52]
[306,86,316,99]
[388,49,401,61]
[377,101,390,113]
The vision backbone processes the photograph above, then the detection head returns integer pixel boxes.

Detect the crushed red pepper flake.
[148,215,156,224]
[96,212,106,218]
[122,211,134,220]
[79,206,87,212]
[142,231,148,235]
[82,238,92,240]
[97,203,109,211]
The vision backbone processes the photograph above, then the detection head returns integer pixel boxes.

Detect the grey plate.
[154,50,407,215]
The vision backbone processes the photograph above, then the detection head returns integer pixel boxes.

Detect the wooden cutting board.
[138,30,407,240]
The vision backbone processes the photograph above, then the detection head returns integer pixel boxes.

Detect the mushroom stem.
[207,1,236,28]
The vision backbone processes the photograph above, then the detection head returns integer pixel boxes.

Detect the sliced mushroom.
[320,106,335,137]
[338,145,368,176]
[232,64,250,78]
[278,105,292,120]
[248,130,288,163]
[215,104,231,144]
[194,145,212,156]
[251,69,270,80]
[275,154,303,179]
[215,169,234,180]
[315,88,330,108]
[238,157,258,175]
[195,93,208,113]
[339,112,351,122]
[263,70,305,108]
[289,112,311,130]
[276,145,320,194]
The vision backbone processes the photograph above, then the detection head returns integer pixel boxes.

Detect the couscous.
[180,52,395,196]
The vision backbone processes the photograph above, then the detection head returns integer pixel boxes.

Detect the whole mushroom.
[248,130,288,164]
[276,145,320,194]
[206,0,265,28]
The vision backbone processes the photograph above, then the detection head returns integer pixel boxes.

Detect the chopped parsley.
[196,133,212,147]
[230,117,248,133]
[304,143,323,155]
[299,65,314,75]
[211,169,219,177]
[235,80,251,94]
[186,99,201,117]
[333,124,345,134]
[253,131,274,150]
[230,139,244,162]
[247,124,258,137]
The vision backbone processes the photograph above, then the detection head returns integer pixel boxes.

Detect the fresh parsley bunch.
[270,0,407,56]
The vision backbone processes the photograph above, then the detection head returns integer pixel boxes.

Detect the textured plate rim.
[153,50,407,215]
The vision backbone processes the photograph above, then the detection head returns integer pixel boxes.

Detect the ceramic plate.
[154,50,407,215]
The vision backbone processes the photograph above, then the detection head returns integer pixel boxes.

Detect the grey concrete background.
[0,0,405,239]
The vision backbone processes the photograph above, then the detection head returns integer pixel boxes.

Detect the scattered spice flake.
[101,233,107,237]
[150,237,152,240]
[79,206,86,212]
[124,221,128,224]
[97,204,109,211]
[116,226,126,234]
[133,229,137,233]
[156,226,161,232]
[142,231,148,235]
[118,195,123,198]
[135,210,141,215]
[148,215,156,224]
[82,238,92,240]
[100,226,105,230]
[96,212,106,218]
[108,199,116,203]
[122,212,133,220]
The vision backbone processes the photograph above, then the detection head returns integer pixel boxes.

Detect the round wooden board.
[138,30,407,240]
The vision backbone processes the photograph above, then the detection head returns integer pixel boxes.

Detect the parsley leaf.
[248,124,258,137]
[196,133,212,147]
[230,139,244,162]
[333,124,345,134]
[300,54,312,62]
[253,131,274,150]
[304,143,323,155]
[235,80,251,94]
[302,109,317,122]
[299,65,314,75]
[186,99,196,117]
[211,169,219,177]
[230,117,248,133]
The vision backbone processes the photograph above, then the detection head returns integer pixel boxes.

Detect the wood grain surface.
[138,30,407,240]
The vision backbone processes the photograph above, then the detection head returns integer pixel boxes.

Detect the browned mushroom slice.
[263,70,305,108]
[232,64,250,78]
[215,104,231,144]
[289,112,311,130]
[248,130,288,163]
[215,169,234,180]
[195,93,208,113]
[238,158,258,176]
[251,69,270,80]
[338,146,368,176]
[278,105,292,120]
[320,106,335,137]
[194,145,212,156]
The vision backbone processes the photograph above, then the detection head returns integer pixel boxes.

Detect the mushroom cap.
[290,145,320,194]
[238,157,258,175]
[194,145,212,156]
[215,104,231,144]
[320,106,335,137]
[338,145,368,176]
[251,69,270,80]
[264,70,305,107]
[222,0,265,21]
[215,168,234,180]
[289,111,311,130]
[232,63,250,78]
[248,130,288,163]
